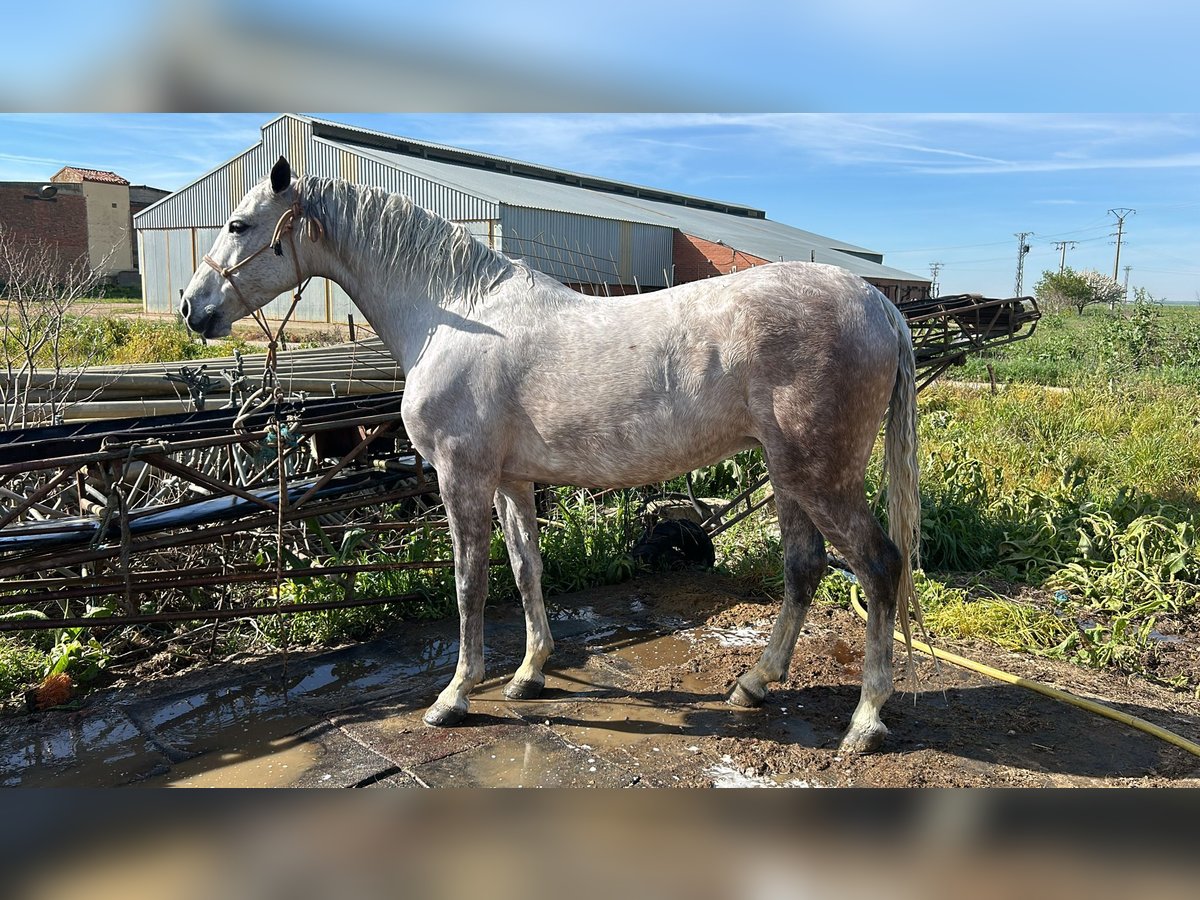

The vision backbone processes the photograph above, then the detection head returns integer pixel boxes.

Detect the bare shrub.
[0,227,113,428]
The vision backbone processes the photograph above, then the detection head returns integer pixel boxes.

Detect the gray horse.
[181,157,921,753]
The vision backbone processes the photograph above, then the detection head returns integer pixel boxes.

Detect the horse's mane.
[298,176,514,304]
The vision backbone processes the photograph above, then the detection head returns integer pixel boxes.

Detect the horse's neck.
[308,183,456,373]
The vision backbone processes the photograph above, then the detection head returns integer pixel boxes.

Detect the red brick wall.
[0,183,90,279]
[675,230,930,301]
[564,282,647,296]
[673,231,771,283]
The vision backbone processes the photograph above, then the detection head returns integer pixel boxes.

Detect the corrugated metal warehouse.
[134,114,930,322]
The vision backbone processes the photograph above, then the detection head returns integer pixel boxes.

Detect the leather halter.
[202,196,324,355]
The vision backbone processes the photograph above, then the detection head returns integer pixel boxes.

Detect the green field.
[958,300,1200,389]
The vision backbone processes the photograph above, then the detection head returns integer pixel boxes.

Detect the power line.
[882,238,1015,254]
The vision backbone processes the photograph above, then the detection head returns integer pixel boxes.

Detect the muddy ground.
[4,571,1199,787]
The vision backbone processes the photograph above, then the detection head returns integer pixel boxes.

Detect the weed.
[0,636,47,701]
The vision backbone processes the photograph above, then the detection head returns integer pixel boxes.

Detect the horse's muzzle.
[182,300,224,338]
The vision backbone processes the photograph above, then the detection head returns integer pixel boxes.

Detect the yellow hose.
[849,583,1200,760]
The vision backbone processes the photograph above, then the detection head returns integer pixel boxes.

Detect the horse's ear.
[270,156,291,194]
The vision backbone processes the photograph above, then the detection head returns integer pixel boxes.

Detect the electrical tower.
[1123,264,1132,302]
[929,261,943,297]
[1052,240,1077,273]
[1014,232,1032,296]
[1109,208,1134,280]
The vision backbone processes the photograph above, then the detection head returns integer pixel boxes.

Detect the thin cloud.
[908,153,1200,175]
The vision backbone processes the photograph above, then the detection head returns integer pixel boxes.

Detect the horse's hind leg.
[729,491,827,708]
[808,495,902,754]
[495,481,553,700]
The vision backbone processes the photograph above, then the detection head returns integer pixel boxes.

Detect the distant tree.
[1034,267,1124,315]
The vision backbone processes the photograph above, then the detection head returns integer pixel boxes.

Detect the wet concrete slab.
[137,722,397,789]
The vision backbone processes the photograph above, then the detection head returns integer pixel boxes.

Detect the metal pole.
[1014,233,1032,297]
[1108,208,1134,284]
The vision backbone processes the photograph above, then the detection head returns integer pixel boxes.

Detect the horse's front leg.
[423,471,496,727]
[495,481,552,699]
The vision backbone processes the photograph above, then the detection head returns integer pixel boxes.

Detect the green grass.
[0,635,46,700]
[10,314,251,367]
[958,301,1200,389]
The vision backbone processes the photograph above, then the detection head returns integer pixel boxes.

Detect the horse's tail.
[880,297,924,676]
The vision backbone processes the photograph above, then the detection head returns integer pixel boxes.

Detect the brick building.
[0,168,168,285]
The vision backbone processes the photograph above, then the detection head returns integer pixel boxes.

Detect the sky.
[3,112,1197,302]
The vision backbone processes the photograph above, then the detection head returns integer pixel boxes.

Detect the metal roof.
[136,113,927,284]
[334,137,925,283]
[299,114,767,218]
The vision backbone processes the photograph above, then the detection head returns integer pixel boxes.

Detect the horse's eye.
[228,220,248,234]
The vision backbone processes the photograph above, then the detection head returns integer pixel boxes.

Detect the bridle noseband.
[202,195,325,353]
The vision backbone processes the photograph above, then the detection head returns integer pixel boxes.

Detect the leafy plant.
[44,603,112,686]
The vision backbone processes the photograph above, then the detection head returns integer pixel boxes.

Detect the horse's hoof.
[838,723,888,754]
[727,680,765,709]
[423,701,467,727]
[503,678,544,700]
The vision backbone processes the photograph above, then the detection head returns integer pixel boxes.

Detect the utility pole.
[929,261,943,297]
[1123,264,1132,303]
[1108,208,1134,280]
[1014,232,1032,296]
[1052,240,1077,274]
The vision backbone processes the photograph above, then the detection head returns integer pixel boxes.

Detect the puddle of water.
[600,629,698,671]
[550,604,600,622]
[138,681,299,732]
[139,735,319,788]
[1,713,167,787]
[551,698,698,751]
[498,628,731,753]
[1149,629,1183,644]
[292,638,458,709]
[418,731,620,787]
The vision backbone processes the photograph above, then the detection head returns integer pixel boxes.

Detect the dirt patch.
[534,573,1200,787]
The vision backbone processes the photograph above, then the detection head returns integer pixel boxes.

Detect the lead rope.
[203,196,324,674]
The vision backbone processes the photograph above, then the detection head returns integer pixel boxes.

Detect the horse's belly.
[503,413,756,489]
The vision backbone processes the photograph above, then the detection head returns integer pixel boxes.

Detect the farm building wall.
[675,230,931,303]
[78,180,133,274]
[673,231,771,282]
[500,206,672,290]
[1,176,167,286]
[0,182,90,281]
[137,117,502,321]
